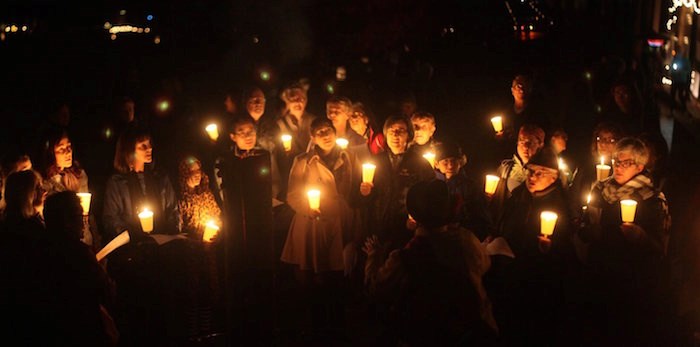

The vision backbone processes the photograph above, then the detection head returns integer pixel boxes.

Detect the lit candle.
[203,220,220,242]
[423,152,436,169]
[582,193,591,214]
[205,123,219,141]
[490,116,503,133]
[596,156,611,181]
[620,199,638,223]
[138,208,154,233]
[485,175,500,195]
[76,192,92,216]
[281,134,292,152]
[336,138,349,149]
[307,189,321,210]
[540,211,558,238]
[362,163,376,184]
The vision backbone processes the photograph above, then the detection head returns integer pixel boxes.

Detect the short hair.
[280,82,307,104]
[113,125,151,174]
[240,86,265,105]
[228,115,255,134]
[591,121,624,156]
[3,170,42,220]
[310,117,335,136]
[383,115,414,141]
[1,149,31,177]
[410,111,436,126]
[326,96,353,112]
[550,127,568,141]
[44,191,83,241]
[614,137,649,166]
[518,124,545,145]
[512,74,533,92]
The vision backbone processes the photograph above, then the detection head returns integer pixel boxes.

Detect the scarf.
[600,173,656,204]
[507,155,527,191]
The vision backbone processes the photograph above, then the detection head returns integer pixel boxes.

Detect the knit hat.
[526,147,559,171]
[406,179,451,228]
[435,142,463,162]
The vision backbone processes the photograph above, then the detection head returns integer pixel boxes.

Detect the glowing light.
[145,27,151,33]
[326,84,335,94]
[260,71,270,81]
[104,22,111,29]
[104,128,113,139]
[4,27,10,33]
[584,71,592,80]
[154,36,161,44]
[111,34,117,40]
[336,66,347,81]
[648,38,664,47]
[157,100,170,112]
[662,76,673,85]
[253,36,259,44]
[119,9,127,16]
[667,0,700,30]
[360,56,369,64]
[665,64,671,71]
[147,14,154,21]
[673,63,679,70]
[10,25,17,33]
[21,26,27,32]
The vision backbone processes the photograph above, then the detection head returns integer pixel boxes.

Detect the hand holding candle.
[203,220,220,242]
[205,123,219,141]
[307,189,321,211]
[490,116,503,134]
[77,192,92,216]
[281,134,292,152]
[620,199,638,223]
[540,211,558,238]
[138,208,154,233]
[362,163,376,184]
[485,175,500,195]
[596,156,611,181]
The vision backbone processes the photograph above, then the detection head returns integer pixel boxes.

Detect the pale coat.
[280,147,358,273]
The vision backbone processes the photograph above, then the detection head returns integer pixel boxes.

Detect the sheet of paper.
[483,236,515,258]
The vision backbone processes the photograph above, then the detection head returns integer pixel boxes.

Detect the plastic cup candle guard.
[336,138,349,149]
[540,211,558,238]
[620,200,638,223]
[485,175,500,195]
[490,116,503,133]
[423,152,436,169]
[281,134,292,152]
[138,208,154,233]
[307,190,321,210]
[596,156,611,181]
[77,192,92,216]
[203,220,220,242]
[205,123,219,141]
[362,163,376,184]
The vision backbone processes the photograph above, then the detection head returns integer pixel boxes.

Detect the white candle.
[281,134,292,152]
[596,156,611,181]
[336,138,349,149]
[203,220,220,242]
[205,123,219,141]
[307,189,321,210]
[485,175,500,195]
[490,116,503,133]
[540,211,558,238]
[423,152,436,169]
[77,192,92,216]
[138,208,154,233]
[362,163,376,184]
[620,199,638,223]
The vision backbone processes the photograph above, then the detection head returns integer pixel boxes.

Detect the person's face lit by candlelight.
[411,116,435,146]
[517,135,541,164]
[613,151,644,185]
[186,162,202,189]
[16,158,32,172]
[349,110,369,137]
[313,126,337,154]
[386,123,409,155]
[246,88,266,120]
[284,89,307,118]
[231,122,257,151]
[134,139,153,165]
[437,157,461,180]
[53,137,73,170]
[596,130,617,159]
[326,102,351,130]
[526,164,558,193]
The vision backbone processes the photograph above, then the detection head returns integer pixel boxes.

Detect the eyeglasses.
[526,168,556,179]
[313,128,334,137]
[350,112,366,119]
[596,136,616,144]
[235,130,257,138]
[387,128,408,136]
[613,159,636,169]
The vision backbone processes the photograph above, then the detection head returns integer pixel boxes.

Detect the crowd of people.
[1,62,699,347]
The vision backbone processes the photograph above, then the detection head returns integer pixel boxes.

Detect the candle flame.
[600,156,605,166]
[586,194,591,204]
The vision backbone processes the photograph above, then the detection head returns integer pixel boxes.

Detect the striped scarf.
[600,173,655,204]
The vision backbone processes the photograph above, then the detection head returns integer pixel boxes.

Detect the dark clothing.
[365,149,435,250]
[276,111,317,201]
[437,170,494,240]
[102,170,181,241]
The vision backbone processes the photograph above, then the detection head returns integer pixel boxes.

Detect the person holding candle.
[576,137,672,345]
[485,147,575,346]
[240,86,280,154]
[360,115,435,251]
[177,156,222,240]
[434,141,493,240]
[280,117,361,338]
[488,124,545,229]
[406,111,441,164]
[102,126,181,241]
[326,96,365,150]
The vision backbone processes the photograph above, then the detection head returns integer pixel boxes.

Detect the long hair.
[178,156,211,196]
[42,128,83,181]
[3,170,42,220]
[113,125,152,174]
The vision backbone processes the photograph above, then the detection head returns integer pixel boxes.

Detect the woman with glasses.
[349,102,385,156]
[576,137,671,345]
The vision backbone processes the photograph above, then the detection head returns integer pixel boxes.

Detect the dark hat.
[435,142,463,162]
[309,117,335,135]
[406,179,451,228]
[526,147,559,171]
